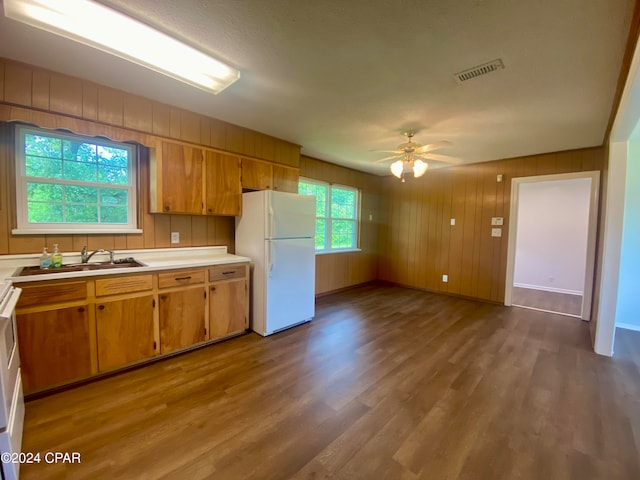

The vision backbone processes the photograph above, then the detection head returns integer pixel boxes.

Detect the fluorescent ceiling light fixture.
[3,0,240,94]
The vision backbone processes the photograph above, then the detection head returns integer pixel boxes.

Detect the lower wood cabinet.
[159,288,207,354]
[15,261,249,395]
[17,305,92,394]
[96,295,156,372]
[209,280,248,339]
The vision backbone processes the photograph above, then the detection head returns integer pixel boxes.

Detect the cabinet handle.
[160,295,167,300]
[98,305,105,310]
[211,286,216,292]
[164,206,170,212]
[174,276,192,281]
[152,299,156,308]
[222,271,235,275]
[208,208,213,213]
[78,307,85,313]
[153,341,157,350]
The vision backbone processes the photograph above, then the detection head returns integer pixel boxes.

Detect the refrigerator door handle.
[267,240,274,277]
[267,205,274,239]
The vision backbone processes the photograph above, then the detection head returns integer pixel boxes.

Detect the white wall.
[616,141,640,331]
[514,178,592,294]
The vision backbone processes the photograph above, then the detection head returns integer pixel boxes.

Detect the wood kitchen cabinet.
[95,295,156,372]
[17,305,92,394]
[272,164,299,193]
[14,262,250,395]
[205,150,242,216]
[150,141,204,214]
[150,140,243,215]
[158,269,207,353]
[209,281,247,339]
[242,157,273,190]
[241,158,299,193]
[209,263,249,339]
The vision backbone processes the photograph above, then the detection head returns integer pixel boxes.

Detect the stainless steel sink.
[15,259,147,277]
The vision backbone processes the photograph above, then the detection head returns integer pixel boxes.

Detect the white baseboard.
[616,323,640,332]
[513,283,582,296]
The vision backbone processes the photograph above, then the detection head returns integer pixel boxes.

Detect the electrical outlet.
[450,218,456,226]
[171,232,180,244]
[491,228,502,237]
[442,274,448,283]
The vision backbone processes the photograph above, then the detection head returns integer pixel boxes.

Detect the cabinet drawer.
[95,275,153,297]
[209,263,248,282]
[158,269,205,289]
[17,281,87,308]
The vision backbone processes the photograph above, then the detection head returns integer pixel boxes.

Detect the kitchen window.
[298,178,359,252]
[13,126,141,234]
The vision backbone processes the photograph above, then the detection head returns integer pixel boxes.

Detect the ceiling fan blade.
[374,154,402,163]
[371,149,403,154]
[416,152,462,164]
[414,141,452,154]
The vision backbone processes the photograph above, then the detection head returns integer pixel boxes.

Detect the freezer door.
[267,191,315,239]
[265,238,315,334]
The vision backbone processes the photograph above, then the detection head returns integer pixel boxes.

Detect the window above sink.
[12,125,142,235]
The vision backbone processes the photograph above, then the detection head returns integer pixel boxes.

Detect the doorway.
[505,171,600,319]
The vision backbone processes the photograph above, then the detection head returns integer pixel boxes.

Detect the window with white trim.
[298,178,359,252]
[14,126,140,234]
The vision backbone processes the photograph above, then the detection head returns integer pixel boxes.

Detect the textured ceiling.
[0,0,635,175]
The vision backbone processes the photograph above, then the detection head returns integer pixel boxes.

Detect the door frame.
[504,171,601,320]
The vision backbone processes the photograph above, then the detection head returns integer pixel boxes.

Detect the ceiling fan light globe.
[413,160,428,177]
[390,160,404,178]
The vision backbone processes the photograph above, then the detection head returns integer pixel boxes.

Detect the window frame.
[13,125,141,234]
[298,177,360,253]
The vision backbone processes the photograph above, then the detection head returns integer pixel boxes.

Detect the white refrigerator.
[235,190,316,336]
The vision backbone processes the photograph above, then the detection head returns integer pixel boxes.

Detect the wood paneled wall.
[0,123,234,255]
[299,155,381,295]
[0,59,300,166]
[378,147,605,303]
[0,58,302,255]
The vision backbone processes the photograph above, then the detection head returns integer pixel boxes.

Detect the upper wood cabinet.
[241,157,273,190]
[150,141,203,214]
[241,158,299,193]
[205,151,242,216]
[273,164,299,193]
[150,141,242,216]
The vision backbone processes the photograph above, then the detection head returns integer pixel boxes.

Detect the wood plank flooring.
[512,286,583,317]
[20,283,640,479]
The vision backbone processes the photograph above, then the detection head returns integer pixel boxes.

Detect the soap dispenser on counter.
[39,247,52,269]
[51,244,63,268]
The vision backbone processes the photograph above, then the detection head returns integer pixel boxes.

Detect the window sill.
[315,248,362,255]
[12,228,143,235]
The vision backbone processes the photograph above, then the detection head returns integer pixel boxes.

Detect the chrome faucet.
[80,246,106,263]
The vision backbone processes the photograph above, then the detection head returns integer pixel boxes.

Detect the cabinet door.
[159,288,206,354]
[160,141,203,214]
[17,305,92,394]
[205,151,242,215]
[241,158,273,190]
[209,280,248,339]
[96,295,156,372]
[273,165,299,193]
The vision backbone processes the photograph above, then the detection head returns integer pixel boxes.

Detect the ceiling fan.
[376,131,459,181]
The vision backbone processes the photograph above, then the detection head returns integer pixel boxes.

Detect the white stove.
[0,281,23,480]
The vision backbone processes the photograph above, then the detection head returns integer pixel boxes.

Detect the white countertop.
[0,246,251,284]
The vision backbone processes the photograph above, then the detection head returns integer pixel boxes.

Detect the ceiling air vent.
[454,59,504,83]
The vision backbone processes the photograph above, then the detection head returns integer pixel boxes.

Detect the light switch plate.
[491,228,502,237]
[442,274,448,282]
[491,217,504,226]
[450,218,455,226]
[171,232,180,244]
